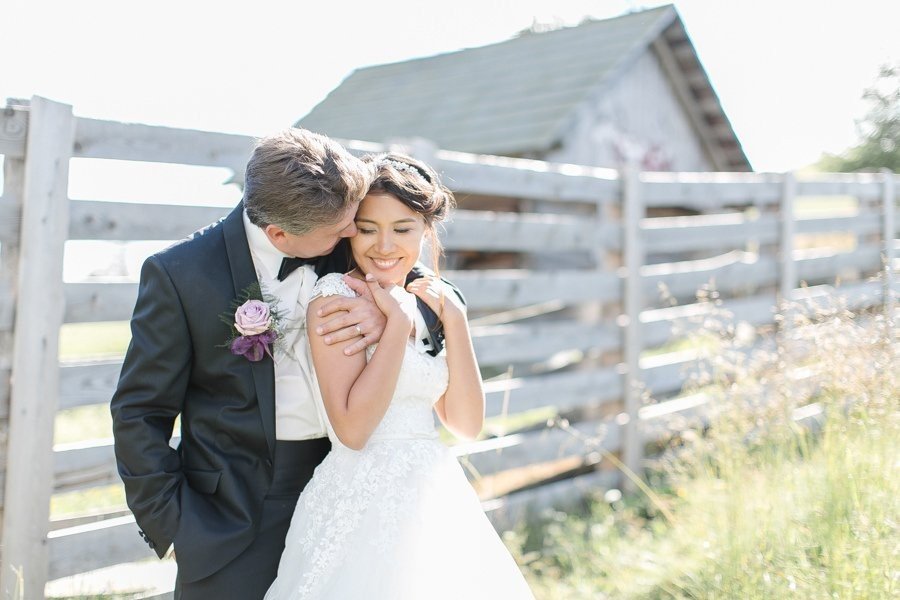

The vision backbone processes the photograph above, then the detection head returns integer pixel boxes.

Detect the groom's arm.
[110,255,189,558]
[315,277,387,356]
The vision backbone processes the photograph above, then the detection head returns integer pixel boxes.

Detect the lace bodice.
[310,273,449,444]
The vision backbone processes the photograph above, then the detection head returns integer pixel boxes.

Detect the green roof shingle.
[297,6,680,155]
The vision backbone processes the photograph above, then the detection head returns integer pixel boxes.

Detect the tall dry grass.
[511,291,899,599]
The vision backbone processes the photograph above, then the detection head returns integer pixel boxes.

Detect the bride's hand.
[406,276,465,325]
[364,274,414,332]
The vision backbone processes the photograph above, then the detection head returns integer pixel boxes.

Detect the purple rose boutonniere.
[220,283,284,362]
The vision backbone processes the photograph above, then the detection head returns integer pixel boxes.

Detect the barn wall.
[545,50,714,172]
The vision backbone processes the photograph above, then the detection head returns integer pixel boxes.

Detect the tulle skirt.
[264,437,534,599]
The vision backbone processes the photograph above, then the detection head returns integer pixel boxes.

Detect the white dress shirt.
[242,210,327,440]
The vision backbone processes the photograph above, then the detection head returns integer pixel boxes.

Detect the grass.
[56,404,113,444]
[509,295,899,599]
[59,321,131,360]
[794,195,858,217]
[51,485,127,519]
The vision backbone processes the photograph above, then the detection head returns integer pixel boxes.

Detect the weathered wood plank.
[640,173,886,209]
[484,367,622,418]
[644,214,778,254]
[458,417,620,477]
[790,280,884,309]
[0,282,13,333]
[642,292,775,348]
[447,269,621,311]
[0,195,21,243]
[796,177,883,200]
[0,157,25,335]
[53,435,179,496]
[68,200,228,241]
[443,210,616,252]
[795,213,881,236]
[643,246,884,308]
[50,507,131,532]
[47,515,153,581]
[1,97,75,599]
[640,174,782,208]
[644,279,870,351]
[59,360,123,410]
[642,252,778,304]
[433,150,620,204]
[795,244,883,284]
[74,118,255,171]
[53,439,120,494]
[642,351,695,396]
[64,282,139,324]
[472,321,619,366]
[642,212,881,256]
[0,364,9,419]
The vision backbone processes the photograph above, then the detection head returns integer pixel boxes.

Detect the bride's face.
[350,192,427,286]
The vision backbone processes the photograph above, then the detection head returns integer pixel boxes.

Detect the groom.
[111,129,385,598]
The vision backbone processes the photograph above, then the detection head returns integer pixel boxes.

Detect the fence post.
[779,171,797,308]
[881,169,896,323]
[621,164,644,488]
[0,101,30,559]
[0,96,74,599]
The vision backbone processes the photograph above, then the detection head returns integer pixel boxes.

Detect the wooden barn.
[296,4,750,173]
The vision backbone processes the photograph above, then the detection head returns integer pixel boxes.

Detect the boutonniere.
[219,283,285,362]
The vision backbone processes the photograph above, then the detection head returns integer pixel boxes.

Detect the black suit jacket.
[110,202,462,583]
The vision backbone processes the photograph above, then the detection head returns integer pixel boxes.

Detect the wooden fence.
[0,96,897,598]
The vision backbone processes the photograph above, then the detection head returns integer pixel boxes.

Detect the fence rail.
[0,97,897,597]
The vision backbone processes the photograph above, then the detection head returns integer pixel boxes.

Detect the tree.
[818,64,900,172]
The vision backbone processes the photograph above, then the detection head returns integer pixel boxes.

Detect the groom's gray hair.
[243,128,373,235]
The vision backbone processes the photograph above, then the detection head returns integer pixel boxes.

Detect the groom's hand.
[315,276,387,356]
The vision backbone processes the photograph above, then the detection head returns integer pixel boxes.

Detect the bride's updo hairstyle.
[363,152,455,271]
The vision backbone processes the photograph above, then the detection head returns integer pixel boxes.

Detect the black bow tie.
[277,256,318,281]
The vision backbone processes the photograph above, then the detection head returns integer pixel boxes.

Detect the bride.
[264,153,534,599]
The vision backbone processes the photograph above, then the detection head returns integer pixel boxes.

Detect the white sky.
[4,0,898,173]
[2,0,897,280]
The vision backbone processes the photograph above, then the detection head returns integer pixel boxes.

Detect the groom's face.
[266,205,358,258]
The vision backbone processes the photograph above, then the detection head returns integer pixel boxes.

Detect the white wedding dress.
[264,274,534,600]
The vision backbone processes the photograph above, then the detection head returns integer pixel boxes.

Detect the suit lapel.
[222,202,276,460]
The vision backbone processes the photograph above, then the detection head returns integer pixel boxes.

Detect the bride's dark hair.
[360,152,455,273]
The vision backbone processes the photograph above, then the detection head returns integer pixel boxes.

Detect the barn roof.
[297,4,750,170]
